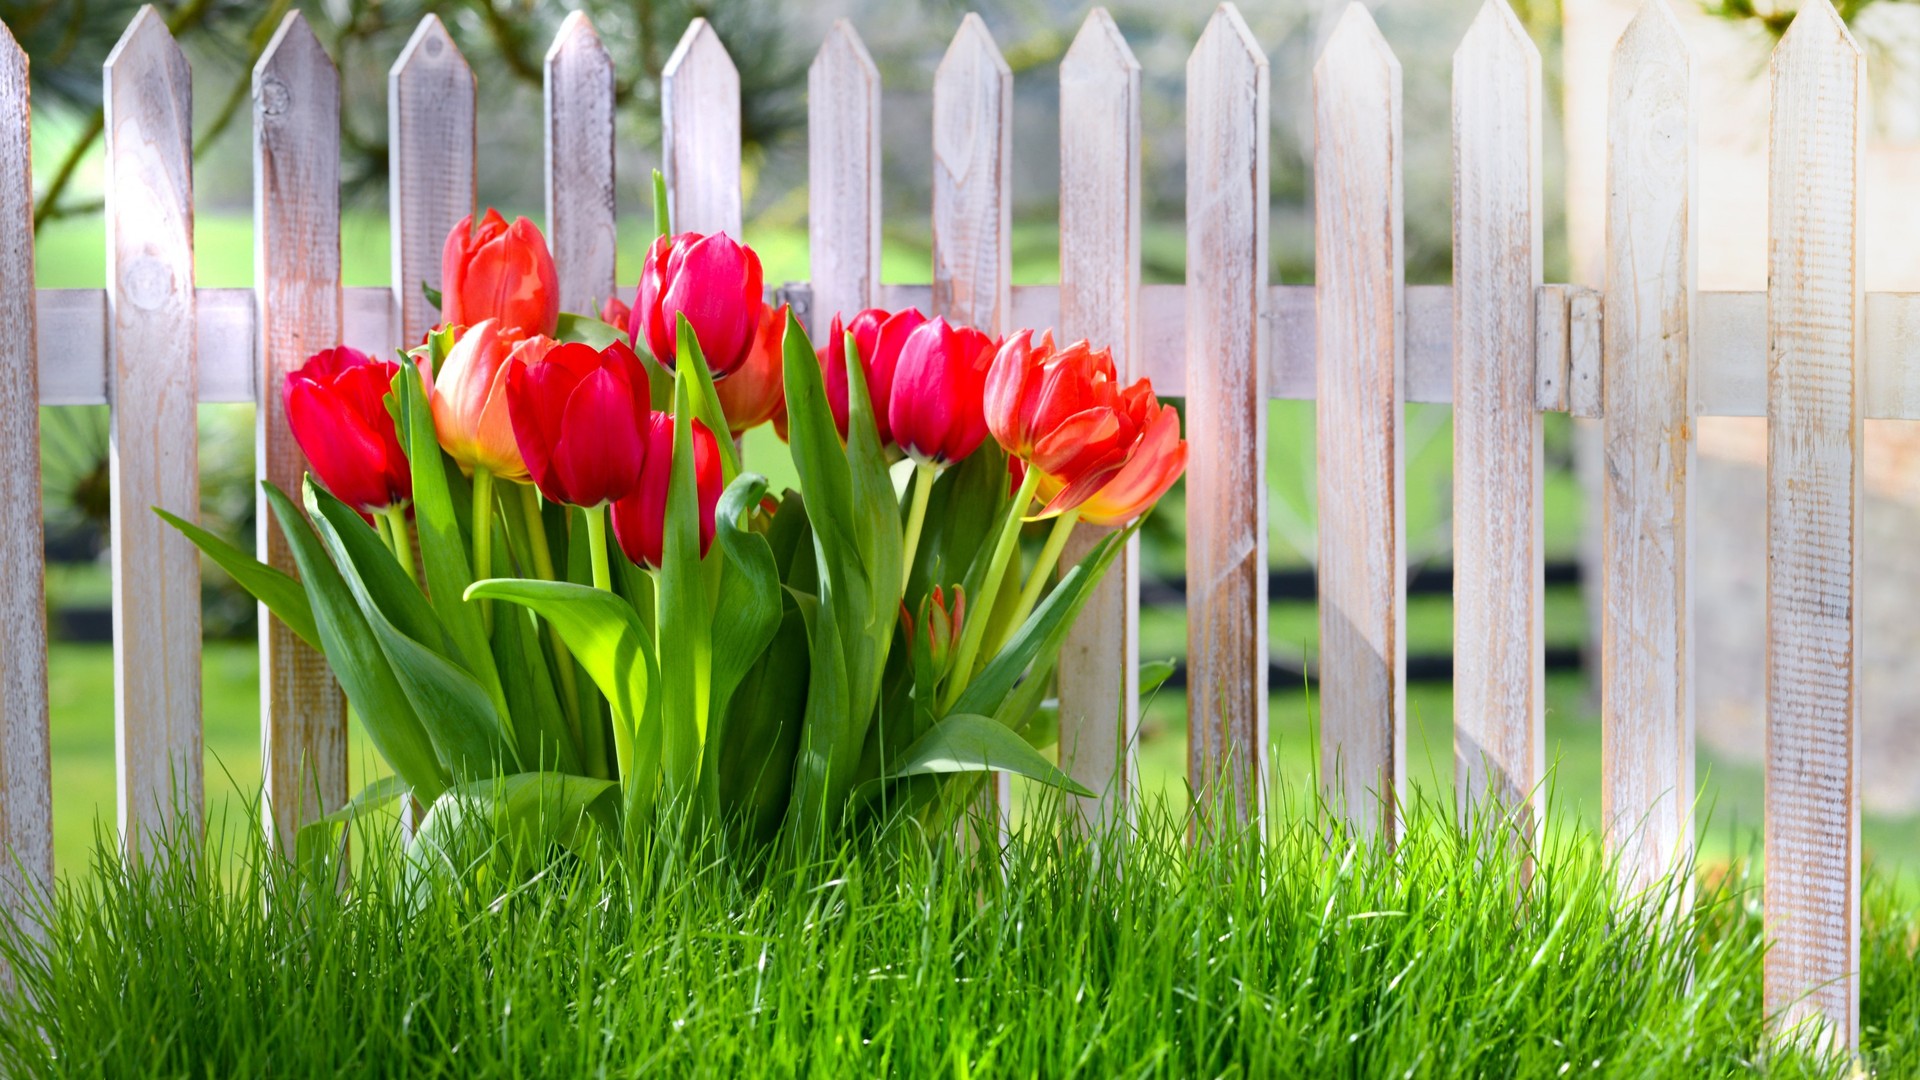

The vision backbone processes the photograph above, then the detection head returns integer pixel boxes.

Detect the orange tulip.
[440,209,560,338]
[984,330,1136,509]
[422,318,556,481]
[715,303,788,436]
[1067,395,1187,526]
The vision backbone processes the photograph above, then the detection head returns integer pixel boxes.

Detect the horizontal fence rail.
[33,283,1920,420]
[0,0,1879,1049]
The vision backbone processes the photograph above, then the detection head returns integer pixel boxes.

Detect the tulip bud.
[822,307,926,445]
[283,347,411,514]
[631,231,766,379]
[715,303,789,436]
[901,585,964,679]
[610,412,723,570]
[599,295,633,338]
[440,209,560,338]
[887,317,998,468]
[424,319,555,482]
[506,340,650,508]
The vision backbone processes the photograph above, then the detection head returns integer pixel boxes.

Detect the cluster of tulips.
[177,175,1183,860]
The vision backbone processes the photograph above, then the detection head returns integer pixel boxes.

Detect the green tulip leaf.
[554,312,628,350]
[405,771,620,890]
[154,505,320,652]
[263,483,448,801]
[709,473,784,723]
[880,712,1093,798]
[717,597,810,844]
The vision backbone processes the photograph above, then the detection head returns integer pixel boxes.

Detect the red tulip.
[715,303,789,436]
[611,413,723,570]
[1068,395,1188,526]
[283,347,411,514]
[821,307,927,445]
[423,319,554,481]
[887,317,998,467]
[631,231,765,379]
[440,209,560,338]
[506,340,650,508]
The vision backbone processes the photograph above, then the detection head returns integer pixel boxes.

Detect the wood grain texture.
[1568,286,1604,418]
[807,20,881,338]
[1534,283,1571,413]
[1057,8,1141,833]
[1451,0,1544,840]
[1314,3,1405,839]
[1600,0,1695,895]
[662,19,742,238]
[388,15,474,346]
[253,11,347,855]
[545,12,617,315]
[1185,3,1268,828]
[0,19,50,943]
[932,14,1012,337]
[1764,0,1864,1048]
[105,7,201,856]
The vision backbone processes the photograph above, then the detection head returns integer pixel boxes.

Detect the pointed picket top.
[1316,3,1399,84]
[1612,0,1689,85]
[545,10,617,314]
[661,18,741,237]
[1774,0,1860,66]
[390,13,469,85]
[546,8,604,63]
[931,12,1012,335]
[1064,7,1139,83]
[256,11,335,101]
[0,15,23,74]
[105,5,188,84]
[1189,3,1264,81]
[808,20,882,335]
[934,14,1011,178]
[1456,0,1538,72]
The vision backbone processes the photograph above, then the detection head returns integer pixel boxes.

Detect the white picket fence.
[0,0,1889,1048]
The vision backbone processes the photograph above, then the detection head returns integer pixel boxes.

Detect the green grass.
[1,791,1913,1076]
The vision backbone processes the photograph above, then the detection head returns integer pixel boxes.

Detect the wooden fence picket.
[253,11,348,852]
[0,17,49,939]
[931,13,1014,831]
[1184,3,1268,828]
[1313,3,1406,838]
[807,21,882,339]
[545,12,618,317]
[1057,8,1142,831]
[1600,0,1695,895]
[1764,0,1864,1048]
[389,15,474,346]
[104,7,201,857]
[662,20,742,239]
[1451,0,1544,838]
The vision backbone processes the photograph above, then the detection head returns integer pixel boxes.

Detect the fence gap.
[1313,3,1405,840]
[662,19,742,239]
[253,11,348,853]
[388,15,474,347]
[1764,0,1864,1049]
[1057,8,1142,833]
[1184,3,1268,831]
[104,8,202,858]
[1600,0,1695,895]
[544,12,617,317]
[0,17,50,945]
[807,21,881,339]
[932,12,1012,829]
[1450,0,1544,841]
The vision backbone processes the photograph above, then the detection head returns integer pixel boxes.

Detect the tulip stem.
[472,467,496,632]
[900,462,937,593]
[993,509,1080,658]
[941,466,1041,714]
[382,505,416,586]
[519,484,582,742]
[584,503,613,593]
